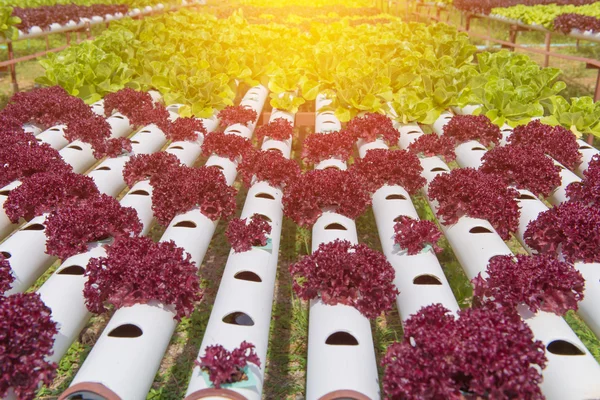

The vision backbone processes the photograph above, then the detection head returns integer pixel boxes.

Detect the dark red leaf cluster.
[226,215,272,253]
[393,216,443,255]
[453,0,595,14]
[91,137,133,159]
[45,193,142,259]
[4,170,99,223]
[555,13,600,34]
[84,236,201,320]
[408,134,457,163]
[473,254,584,316]
[217,106,258,128]
[428,168,520,240]
[0,293,58,400]
[0,130,71,187]
[509,120,581,170]
[480,144,561,197]
[238,150,300,188]
[150,165,237,225]
[123,152,181,187]
[443,115,502,147]
[301,131,355,164]
[168,117,206,142]
[63,113,116,157]
[197,341,261,389]
[525,201,600,263]
[0,254,13,294]
[345,113,400,146]
[103,88,171,132]
[351,148,426,193]
[289,239,398,319]
[255,118,293,143]
[201,131,253,161]
[282,168,371,227]
[567,154,600,207]
[14,4,129,31]
[382,304,546,400]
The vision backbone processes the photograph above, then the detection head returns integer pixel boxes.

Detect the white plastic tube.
[60,86,267,400]
[0,181,20,240]
[185,110,293,400]
[575,139,599,176]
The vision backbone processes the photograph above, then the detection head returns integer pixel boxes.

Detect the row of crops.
[1,1,600,399]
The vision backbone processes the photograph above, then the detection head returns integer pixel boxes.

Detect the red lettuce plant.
[63,113,115,158]
[525,201,600,263]
[0,254,12,294]
[301,130,355,164]
[408,134,457,163]
[0,293,58,400]
[92,137,133,159]
[197,341,261,389]
[567,154,600,207]
[103,88,171,132]
[201,131,253,161]
[123,152,182,187]
[150,165,237,225]
[289,239,398,319]
[393,216,443,255]
[480,144,561,197]
[255,118,293,143]
[217,106,258,128]
[226,214,272,253]
[382,304,546,400]
[443,115,502,147]
[473,254,584,316]
[351,149,426,194]
[508,120,581,170]
[345,113,400,146]
[282,168,371,227]
[168,117,206,142]
[4,170,99,223]
[0,130,71,187]
[45,194,142,259]
[429,168,520,240]
[84,236,201,320]
[238,150,300,188]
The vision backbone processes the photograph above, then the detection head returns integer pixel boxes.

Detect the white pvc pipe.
[417,155,600,400]
[0,181,20,240]
[185,110,293,399]
[60,86,267,400]
[575,139,599,176]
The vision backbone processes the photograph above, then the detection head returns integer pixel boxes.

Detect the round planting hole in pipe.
[228,129,242,135]
[222,312,254,326]
[130,190,150,196]
[319,390,371,400]
[183,388,248,400]
[174,221,197,228]
[325,331,359,346]
[546,340,585,356]
[385,194,407,200]
[140,130,151,133]
[518,193,537,200]
[131,140,140,144]
[49,127,62,132]
[324,223,347,231]
[255,192,275,200]
[407,130,420,135]
[211,165,225,170]
[23,223,45,231]
[431,167,449,172]
[444,115,453,120]
[234,271,262,283]
[254,214,272,223]
[107,324,143,338]
[67,145,83,151]
[36,138,42,142]
[469,226,493,234]
[323,120,337,125]
[579,145,593,150]
[57,265,85,275]
[265,148,284,155]
[471,146,486,151]
[169,145,184,150]
[0,190,11,196]
[413,274,442,285]
[58,382,120,400]
[113,115,125,120]
[95,166,111,171]
[1,251,11,259]
[323,166,341,171]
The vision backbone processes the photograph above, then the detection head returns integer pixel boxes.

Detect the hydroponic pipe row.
[1,104,174,295]
[397,125,600,400]
[184,106,294,400]
[304,93,380,400]
[355,127,460,319]
[59,85,268,400]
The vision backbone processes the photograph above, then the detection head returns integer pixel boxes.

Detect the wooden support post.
[544,32,552,67]
[7,42,18,93]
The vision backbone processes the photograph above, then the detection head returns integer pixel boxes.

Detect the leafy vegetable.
[226,214,272,253]
[301,130,355,164]
[238,149,300,188]
[345,112,399,146]
[168,117,206,143]
[542,95,600,139]
[290,239,398,319]
[0,6,20,41]
[255,117,293,143]
[217,105,258,128]
[408,134,456,163]
[197,341,261,389]
[0,253,12,294]
[567,154,600,207]
[201,131,253,161]
[443,115,501,147]
[123,152,181,187]
[393,216,442,255]
[84,236,201,320]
